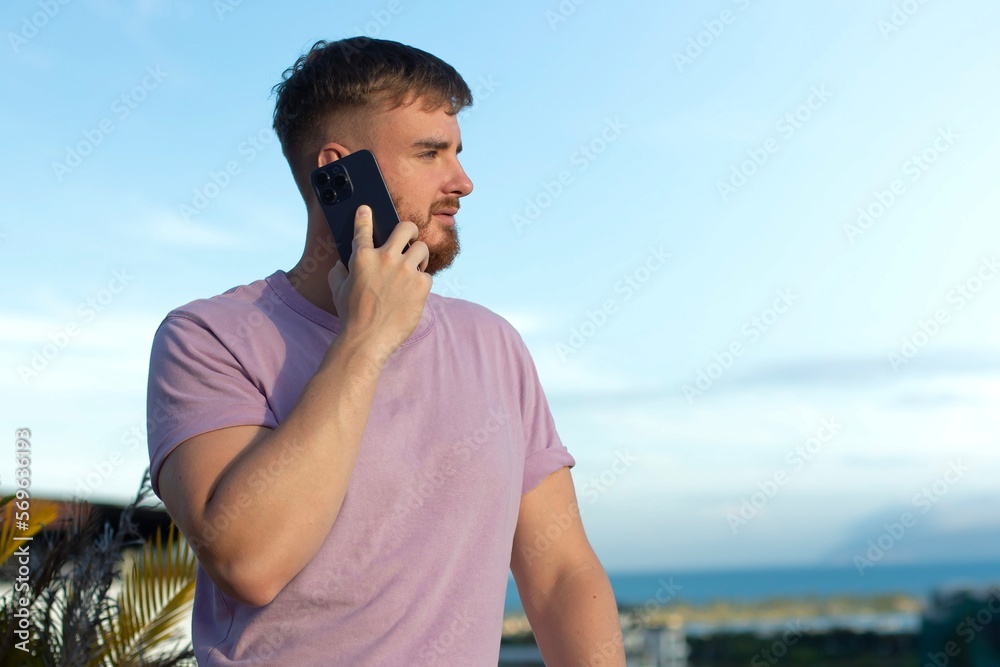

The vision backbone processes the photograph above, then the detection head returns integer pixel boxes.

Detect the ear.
[317,142,351,168]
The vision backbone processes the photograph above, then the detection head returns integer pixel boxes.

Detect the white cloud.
[1,311,161,393]
[140,210,248,249]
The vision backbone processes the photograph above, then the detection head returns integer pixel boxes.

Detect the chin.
[396,201,461,274]
[424,225,460,275]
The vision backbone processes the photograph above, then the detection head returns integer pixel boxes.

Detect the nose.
[448,158,474,197]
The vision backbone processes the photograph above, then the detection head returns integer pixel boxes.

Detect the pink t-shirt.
[145,270,575,665]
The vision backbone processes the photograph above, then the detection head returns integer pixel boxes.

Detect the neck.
[287,220,341,317]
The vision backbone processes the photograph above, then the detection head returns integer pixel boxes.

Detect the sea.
[503,560,1000,632]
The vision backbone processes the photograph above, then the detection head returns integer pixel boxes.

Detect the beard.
[391,195,461,275]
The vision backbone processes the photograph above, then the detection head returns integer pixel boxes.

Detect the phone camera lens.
[333,174,347,188]
[321,188,336,204]
[316,172,331,186]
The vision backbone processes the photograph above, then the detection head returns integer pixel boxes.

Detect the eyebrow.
[413,138,463,154]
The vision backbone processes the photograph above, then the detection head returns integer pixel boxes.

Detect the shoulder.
[165,276,272,325]
[426,292,539,380]
[151,275,276,352]
[428,292,525,345]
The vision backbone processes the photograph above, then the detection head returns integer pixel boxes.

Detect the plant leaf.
[89,522,197,667]
[0,495,62,564]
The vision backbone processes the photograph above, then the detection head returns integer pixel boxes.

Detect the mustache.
[430,197,460,214]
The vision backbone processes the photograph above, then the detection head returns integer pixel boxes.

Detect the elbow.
[225,575,282,608]
[202,550,287,608]
[235,587,280,608]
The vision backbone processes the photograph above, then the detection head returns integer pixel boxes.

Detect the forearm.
[525,564,625,666]
[199,328,390,600]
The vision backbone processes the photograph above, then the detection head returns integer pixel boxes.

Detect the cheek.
[381,173,404,201]
[388,158,423,186]
[377,159,411,196]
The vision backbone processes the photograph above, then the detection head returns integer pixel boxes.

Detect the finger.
[353,205,375,253]
[328,260,348,293]
[383,220,419,254]
[403,240,430,272]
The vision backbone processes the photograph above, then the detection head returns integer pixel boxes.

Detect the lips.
[432,207,458,226]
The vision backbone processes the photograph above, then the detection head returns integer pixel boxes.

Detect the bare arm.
[158,206,431,606]
[510,467,625,665]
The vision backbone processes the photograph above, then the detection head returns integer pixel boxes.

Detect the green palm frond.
[1,471,196,665]
[89,522,197,667]
[0,495,62,564]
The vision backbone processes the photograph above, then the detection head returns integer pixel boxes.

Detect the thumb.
[327,260,348,296]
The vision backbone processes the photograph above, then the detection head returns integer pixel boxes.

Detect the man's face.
[364,98,474,275]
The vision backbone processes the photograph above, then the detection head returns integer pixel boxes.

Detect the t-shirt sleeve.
[146,314,278,498]
[514,333,575,496]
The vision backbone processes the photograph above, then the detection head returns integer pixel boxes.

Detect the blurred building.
[498,618,689,667]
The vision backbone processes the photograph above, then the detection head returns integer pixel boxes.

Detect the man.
[146,37,624,665]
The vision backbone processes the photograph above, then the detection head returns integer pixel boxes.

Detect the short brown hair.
[272,37,473,192]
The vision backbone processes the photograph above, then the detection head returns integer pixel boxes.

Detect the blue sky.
[2,0,999,572]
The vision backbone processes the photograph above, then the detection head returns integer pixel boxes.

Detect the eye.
[418,150,437,159]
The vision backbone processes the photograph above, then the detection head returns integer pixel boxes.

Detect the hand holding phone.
[327,205,431,354]
[311,149,403,269]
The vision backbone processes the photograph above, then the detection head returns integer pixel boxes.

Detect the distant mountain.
[822,495,1000,568]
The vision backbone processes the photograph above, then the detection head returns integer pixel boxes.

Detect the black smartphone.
[310,149,401,268]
